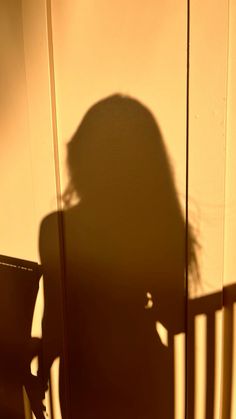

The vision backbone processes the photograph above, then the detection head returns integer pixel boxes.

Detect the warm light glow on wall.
[1,0,235,418]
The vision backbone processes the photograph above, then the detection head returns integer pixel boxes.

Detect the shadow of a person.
[39,94,198,418]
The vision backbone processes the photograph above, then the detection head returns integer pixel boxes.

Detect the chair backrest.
[0,255,42,369]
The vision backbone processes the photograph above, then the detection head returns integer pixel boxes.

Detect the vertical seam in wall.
[45,0,62,211]
[45,1,71,417]
[185,0,190,418]
[222,0,231,318]
[221,0,231,415]
[21,0,38,263]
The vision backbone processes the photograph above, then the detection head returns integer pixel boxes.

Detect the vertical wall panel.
[0,0,36,260]
[49,1,189,418]
[224,0,236,287]
[0,0,59,266]
[188,0,229,418]
[188,0,229,295]
[21,2,65,419]
[0,1,60,418]
[21,0,60,238]
[21,2,71,418]
[224,0,236,417]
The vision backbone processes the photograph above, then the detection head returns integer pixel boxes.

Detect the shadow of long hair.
[63,94,199,295]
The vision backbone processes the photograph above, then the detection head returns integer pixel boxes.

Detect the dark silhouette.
[39,95,198,418]
[2,95,235,419]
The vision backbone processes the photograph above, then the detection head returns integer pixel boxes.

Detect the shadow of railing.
[40,283,236,419]
[187,283,236,419]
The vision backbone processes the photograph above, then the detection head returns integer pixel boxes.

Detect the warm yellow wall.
[1,1,235,418]
[224,0,236,288]
[0,0,59,261]
[21,0,59,238]
[188,2,229,418]
[224,1,236,417]
[189,0,229,297]
[50,0,188,208]
[0,0,36,260]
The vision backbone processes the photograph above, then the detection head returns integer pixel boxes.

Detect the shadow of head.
[64,94,175,208]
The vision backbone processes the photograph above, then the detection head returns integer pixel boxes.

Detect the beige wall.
[189,0,229,297]
[0,0,36,260]
[0,0,59,261]
[224,0,236,417]
[50,0,188,213]
[224,0,236,288]
[0,1,235,418]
